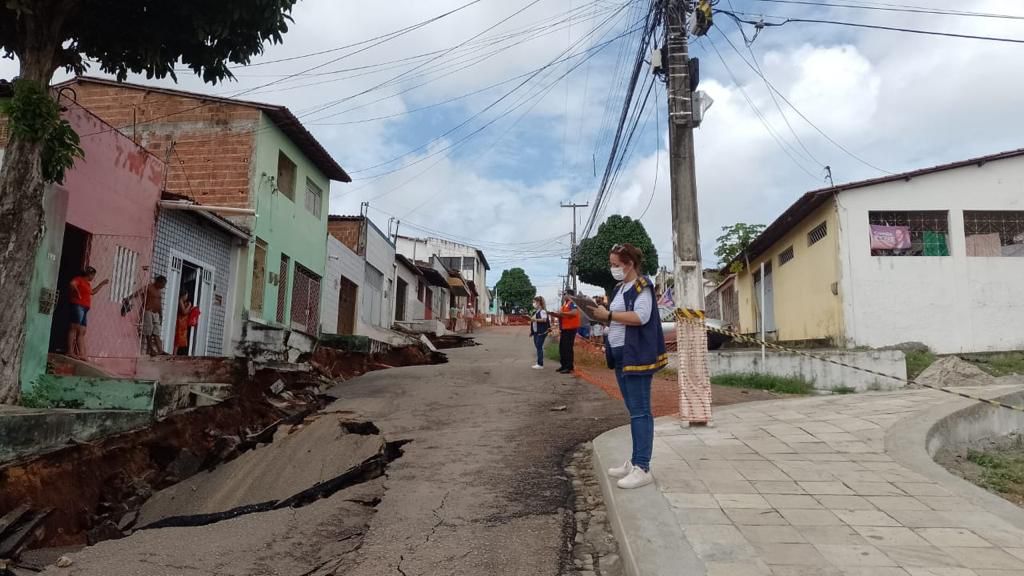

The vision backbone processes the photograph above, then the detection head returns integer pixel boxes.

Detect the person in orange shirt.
[549,289,582,374]
[67,266,109,360]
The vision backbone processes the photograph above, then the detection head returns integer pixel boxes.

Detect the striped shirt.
[607,284,653,348]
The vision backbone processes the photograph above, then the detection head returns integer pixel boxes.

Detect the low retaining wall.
[707,349,907,392]
[926,389,1024,457]
[0,408,151,463]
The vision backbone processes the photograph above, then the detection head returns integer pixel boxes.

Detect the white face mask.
[610,266,626,281]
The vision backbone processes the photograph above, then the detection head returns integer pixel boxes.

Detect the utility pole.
[561,201,588,292]
[666,0,712,425]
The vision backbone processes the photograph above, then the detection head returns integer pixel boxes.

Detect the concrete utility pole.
[561,201,588,292]
[665,0,712,424]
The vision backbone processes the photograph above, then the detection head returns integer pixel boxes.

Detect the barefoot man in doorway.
[142,276,168,355]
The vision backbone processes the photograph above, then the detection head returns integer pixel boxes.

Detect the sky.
[5,0,1024,306]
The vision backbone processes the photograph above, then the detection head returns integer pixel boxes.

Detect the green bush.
[710,373,815,395]
[905,349,937,380]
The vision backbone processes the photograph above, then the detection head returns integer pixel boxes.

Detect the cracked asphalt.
[335,327,622,576]
[34,328,624,575]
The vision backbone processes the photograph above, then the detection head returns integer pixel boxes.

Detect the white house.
[729,148,1024,354]
[395,236,491,314]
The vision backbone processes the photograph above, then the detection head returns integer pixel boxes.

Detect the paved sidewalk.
[594,388,1024,576]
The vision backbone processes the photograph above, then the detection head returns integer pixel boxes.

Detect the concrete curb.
[592,423,703,576]
[887,384,1024,530]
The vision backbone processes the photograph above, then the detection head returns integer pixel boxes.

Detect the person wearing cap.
[67,266,109,360]
[549,289,582,374]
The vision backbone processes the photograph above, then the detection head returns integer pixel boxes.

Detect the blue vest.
[605,276,668,376]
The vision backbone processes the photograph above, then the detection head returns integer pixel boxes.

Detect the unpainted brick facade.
[69,81,259,209]
[328,218,364,255]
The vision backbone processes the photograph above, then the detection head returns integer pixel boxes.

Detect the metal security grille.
[110,245,140,302]
[964,210,1024,257]
[807,221,828,246]
[277,254,290,324]
[778,245,795,266]
[290,264,321,335]
[869,210,949,256]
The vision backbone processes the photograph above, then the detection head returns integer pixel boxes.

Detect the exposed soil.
[936,434,1024,508]
[571,339,788,417]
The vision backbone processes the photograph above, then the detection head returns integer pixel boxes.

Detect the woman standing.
[67,266,109,360]
[586,243,666,489]
[174,293,194,356]
[528,296,549,370]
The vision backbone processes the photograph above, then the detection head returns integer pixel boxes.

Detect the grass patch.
[830,385,857,395]
[711,373,815,395]
[962,352,1024,377]
[544,341,560,362]
[905,349,937,380]
[966,449,1024,494]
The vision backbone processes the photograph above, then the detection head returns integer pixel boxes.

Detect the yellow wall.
[736,200,844,343]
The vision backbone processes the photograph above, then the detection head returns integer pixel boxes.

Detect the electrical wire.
[706,34,822,181]
[751,0,1024,21]
[713,26,892,175]
[637,84,662,220]
[716,9,1024,44]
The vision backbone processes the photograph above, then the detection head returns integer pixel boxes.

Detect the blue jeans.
[533,334,547,366]
[611,347,654,472]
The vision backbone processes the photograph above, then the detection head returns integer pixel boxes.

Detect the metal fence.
[290,264,321,335]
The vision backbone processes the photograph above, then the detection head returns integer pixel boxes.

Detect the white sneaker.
[607,460,633,479]
[532,364,544,370]
[617,467,654,489]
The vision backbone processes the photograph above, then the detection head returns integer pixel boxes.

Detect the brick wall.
[328,219,363,255]
[69,81,259,209]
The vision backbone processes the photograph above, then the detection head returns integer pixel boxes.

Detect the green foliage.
[961,352,1024,377]
[830,385,857,395]
[545,341,559,362]
[494,268,536,313]
[1,80,84,184]
[577,215,659,296]
[966,449,1024,494]
[0,0,298,84]
[714,223,765,269]
[711,373,815,395]
[905,349,937,380]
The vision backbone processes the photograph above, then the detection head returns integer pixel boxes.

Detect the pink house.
[35,101,165,377]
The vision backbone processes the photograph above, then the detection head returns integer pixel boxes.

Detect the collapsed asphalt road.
[40,328,624,576]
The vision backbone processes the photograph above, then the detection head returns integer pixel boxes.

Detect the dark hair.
[82,266,97,276]
[610,243,644,268]
[563,289,575,297]
[154,275,168,285]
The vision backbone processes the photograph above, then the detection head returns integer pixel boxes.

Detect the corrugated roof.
[733,147,1024,268]
[58,76,350,182]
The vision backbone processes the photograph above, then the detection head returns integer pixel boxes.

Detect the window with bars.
[304,178,322,218]
[110,245,140,302]
[277,254,290,324]
[868,211,950,256]
[964,211,1024,257]
[276,152,297,201]
[807,221,828,246]
[778,246,795,266]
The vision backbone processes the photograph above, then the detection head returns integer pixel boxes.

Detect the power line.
[637,84,662,221]
[705,34,822,181]
[713,26,892,175]
[750,0,1024,21]
[716,9,1024,45]
[581,0,661,238]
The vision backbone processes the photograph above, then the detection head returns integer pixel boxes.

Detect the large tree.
[714,222,766,272]
[0,0,298,403]
[494,268,536,313]
[577,215,658,296]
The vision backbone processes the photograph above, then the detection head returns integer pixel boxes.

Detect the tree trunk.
[0,50,59,404]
